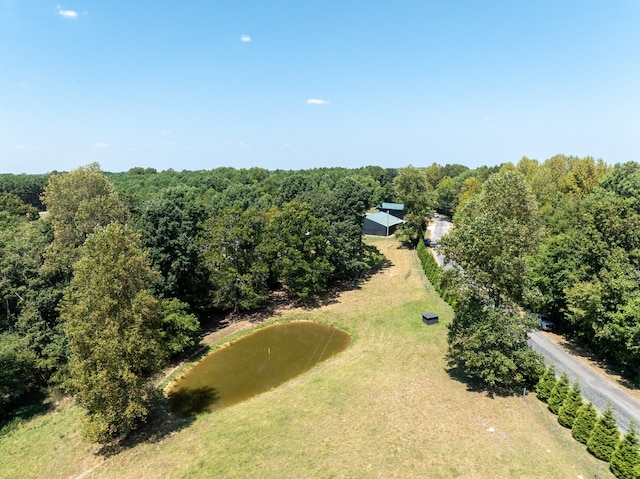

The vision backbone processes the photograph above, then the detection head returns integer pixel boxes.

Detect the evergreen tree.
[535,364,557,403]
[548,371,570,414]
[610,421,640,479]
[61,223,165,443]
[587,404,620,462]
[572,401,598,444]
[558,379,583,428]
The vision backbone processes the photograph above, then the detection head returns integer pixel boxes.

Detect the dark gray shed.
[363,211,405,236]
[422,312,439,325]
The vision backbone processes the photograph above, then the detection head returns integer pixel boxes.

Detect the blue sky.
[1,1,639,174]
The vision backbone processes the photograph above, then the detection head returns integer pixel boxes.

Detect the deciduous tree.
[393,165,436,244]
[440,169,542,305]
[199,206,269,310]
[446,285,544,391]
[61,223,164,443]
[262,202,334,300]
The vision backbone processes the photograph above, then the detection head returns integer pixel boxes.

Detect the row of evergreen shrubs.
[536,365,640,478]
[416,240,442,293]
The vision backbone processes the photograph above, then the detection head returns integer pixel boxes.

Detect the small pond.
[167,321,351,416]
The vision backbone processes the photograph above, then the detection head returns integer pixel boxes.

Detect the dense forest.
[1,156,639,442]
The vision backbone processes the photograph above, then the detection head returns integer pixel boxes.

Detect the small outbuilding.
[363,211,405,236]
[377,202,405,219]
[422,312,439,325]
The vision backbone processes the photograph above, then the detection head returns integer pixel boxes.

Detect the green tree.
[587,404,620,461]
[322,176,374,280]
[393,165,436,244]
[572,401,598,444]
[137,196,202,304]
[558,380,583,428]
[41,163,127,281]
[199,206,269,310]
[435,176,457,217]
[454,177,481,220]
[534,364,557,403]
[41,163,127,252]
[548,371,570,415]
[610,422,640,479]
[440,169,542,305]
[263,202,334,300]
[159,298,200,357]
[0,218,68,384]
[0,333,38,415]
[61,223,165,443]
[446,286,544,391]
[0,193,39,221]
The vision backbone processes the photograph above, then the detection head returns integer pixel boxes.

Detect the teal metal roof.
[378,202,404,211]
[365,211,405,227]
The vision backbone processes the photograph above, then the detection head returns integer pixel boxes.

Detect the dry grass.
[0,238,613,479]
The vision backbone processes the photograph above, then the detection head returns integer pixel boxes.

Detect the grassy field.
[0,237,613,478]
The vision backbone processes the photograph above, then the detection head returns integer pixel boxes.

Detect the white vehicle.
[537,314,555,332]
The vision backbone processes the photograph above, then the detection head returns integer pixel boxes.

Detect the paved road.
[427,215,452,268]
[528,331,640,432]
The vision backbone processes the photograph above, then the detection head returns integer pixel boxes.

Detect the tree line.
[4,155,639,443]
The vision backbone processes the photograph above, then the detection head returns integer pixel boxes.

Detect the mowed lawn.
[0,238,613,479]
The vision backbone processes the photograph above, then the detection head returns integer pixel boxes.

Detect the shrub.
[587,404,620,462]
[558,380,583,428]
[416,240,442,292]
[548,371,570,414]
[535,364,556,403]
[572,401,597,444]
[609,421,640,479]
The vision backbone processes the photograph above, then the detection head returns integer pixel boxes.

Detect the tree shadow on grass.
[444,356,521,399]
[0,389,51,436]
[202,257,396,330]
[98,386,219,457]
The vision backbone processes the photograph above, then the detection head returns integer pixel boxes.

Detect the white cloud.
[160,130,172,135]
[240,34,251,42]
[57,5,78,18]
[306,99,329,105]
[94,142,110,148]
[226,141,251,148]
[14,145,43,151]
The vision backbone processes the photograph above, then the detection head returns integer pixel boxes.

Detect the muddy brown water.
[167,321,351,416]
